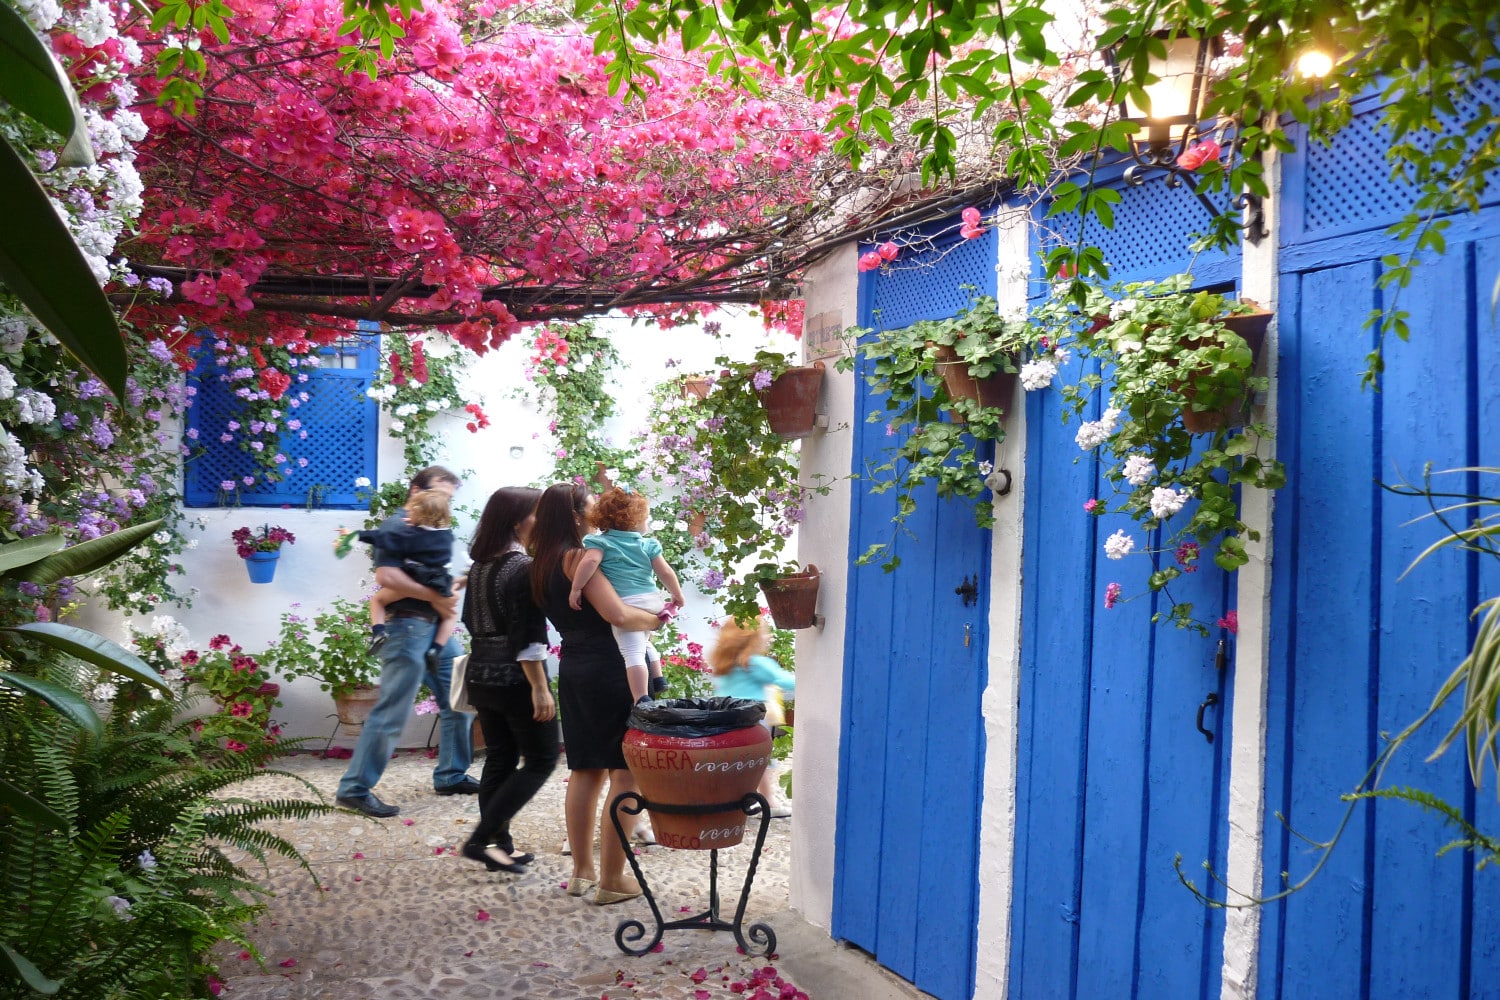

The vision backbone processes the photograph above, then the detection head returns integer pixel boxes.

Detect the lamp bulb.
[1296,49,1333,78]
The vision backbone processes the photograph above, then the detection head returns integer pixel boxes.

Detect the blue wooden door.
[832,226,996,1000]
[1259,89,1500,994]
[1009,178,1242,999]
[1009,365,1236,999]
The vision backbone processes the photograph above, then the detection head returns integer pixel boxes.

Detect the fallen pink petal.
[476,909,490,921]
[690,967,708,983]
[650,944,664,953]
[352,852,364,859]
[278,958,297,968]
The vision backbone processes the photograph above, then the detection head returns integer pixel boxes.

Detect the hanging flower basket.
[756,363,825,439]
[929,344,1018,422]
[1178,307,1272,433]
[758,564,820,630]
[243,550,281,584]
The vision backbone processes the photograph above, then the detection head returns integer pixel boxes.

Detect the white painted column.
[973,205,1031,1000]
[789,242,860,931]
[1220,152,1283,1000]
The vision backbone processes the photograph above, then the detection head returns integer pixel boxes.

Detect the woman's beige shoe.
[593,878,643,906]
[564,876,597,898]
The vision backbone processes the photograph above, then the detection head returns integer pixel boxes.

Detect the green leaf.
[6,623,168,693]
[0,2,94,166]
[0,137,125,400]
[0,942,60,994]
[12,519,161,587]
[0,670,102,737]
[0,777,66,831]
[0,534,64,575]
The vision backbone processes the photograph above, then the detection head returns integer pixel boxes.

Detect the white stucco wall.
[973,205,1032,1000]
[79,312,794,748]
[788,242,859,932]
[1219,155,1282,1000]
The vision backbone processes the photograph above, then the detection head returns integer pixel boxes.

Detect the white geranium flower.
[354,476,372,488]
[1103,529,1135,560]
[1020,358,1059,391]
[1075,407,1122,451]
[151,530,172,544]
[1149,487,1192,519]
[977,460,994,476]
[91,681,119,701]
[1122,455,1156,486]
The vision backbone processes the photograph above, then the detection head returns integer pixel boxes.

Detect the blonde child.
[351,488,458,669]
[568,486,686,701]
[709,617,795,818]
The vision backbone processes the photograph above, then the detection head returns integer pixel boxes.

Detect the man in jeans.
[336,466,477,816]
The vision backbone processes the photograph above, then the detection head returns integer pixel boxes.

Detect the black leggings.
[468,687,560,852]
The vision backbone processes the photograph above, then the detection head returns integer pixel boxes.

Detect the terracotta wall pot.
[1179,309,1272,433]
[758,564,820,630]
[929,345,1017,422]
[757,363,824,439]
[622,724,772,849]
[334,685,381,726]
[681,377,713,400]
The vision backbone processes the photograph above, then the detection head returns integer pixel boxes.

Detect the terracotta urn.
[622,724,772,850]
[334,685,381,726]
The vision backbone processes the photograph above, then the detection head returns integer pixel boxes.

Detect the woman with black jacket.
[459,486,558,873]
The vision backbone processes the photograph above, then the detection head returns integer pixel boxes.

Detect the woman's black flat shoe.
[461,842,527,873]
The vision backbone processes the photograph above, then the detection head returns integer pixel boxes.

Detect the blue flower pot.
[244,550,280,584]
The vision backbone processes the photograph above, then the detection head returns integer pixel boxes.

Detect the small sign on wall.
[804,310,846,363]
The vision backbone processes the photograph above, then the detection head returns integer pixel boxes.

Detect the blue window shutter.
[183,327,380,509]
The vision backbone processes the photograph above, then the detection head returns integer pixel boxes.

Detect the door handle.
[1195,692,1219,744]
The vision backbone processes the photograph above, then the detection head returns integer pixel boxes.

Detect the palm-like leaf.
[5,623,166,693]
[10,519,162,587]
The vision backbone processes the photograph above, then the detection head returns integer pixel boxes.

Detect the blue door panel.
[834,227,994,1000]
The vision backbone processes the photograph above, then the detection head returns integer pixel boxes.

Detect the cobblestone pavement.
[216,751,807,1000]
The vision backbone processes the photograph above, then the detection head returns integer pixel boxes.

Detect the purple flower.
[186,427,199,440]
[60,412,78,430]
[146,338,173,363]
[17,582,42,598]
[702,569,725,590]
[296,457,308,467]
[752,370,774,391]
[145,277,174,297]
[220,480,236,492]
[88,417,114,449]
[242,476,255,486]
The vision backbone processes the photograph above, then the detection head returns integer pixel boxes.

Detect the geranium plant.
[181,634,282,748]
[517,322,634,488]
[1024,272,1287,630]
[635,350,831,623]
[838,293,1050,568]
[260,598,380,700]
[231,524,295,558]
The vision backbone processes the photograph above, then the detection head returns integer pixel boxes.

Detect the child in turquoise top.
[709,617,795,818]
[568,487,687,702]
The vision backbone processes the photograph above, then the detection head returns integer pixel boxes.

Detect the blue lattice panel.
[1299,77,1500,238]
[1042,172,1234,283]
[861,217,998,330]
[184,339,378,509]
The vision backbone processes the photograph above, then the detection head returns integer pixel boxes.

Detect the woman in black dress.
[459,486,557,873]
[529,482,661,904]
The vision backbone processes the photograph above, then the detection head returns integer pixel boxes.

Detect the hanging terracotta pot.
[1178,308,1272,433]
[929,345,1017,423]
[334,685,381,726]
[688,510,707,536]
[758,564,820,630]
[681,377,713,400]
[622,723,772,850]
[756,363,824,439]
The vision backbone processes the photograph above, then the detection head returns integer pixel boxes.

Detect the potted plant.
[1021,272,1286,630]
[231,523,296,583]
[836,296,1049,569]
[261,598,382,725]
[181,633,283,749]
[634,350,832,624]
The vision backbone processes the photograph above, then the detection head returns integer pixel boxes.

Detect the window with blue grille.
[183,325,380,509]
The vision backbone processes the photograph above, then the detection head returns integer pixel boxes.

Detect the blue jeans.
[337,617,473,798]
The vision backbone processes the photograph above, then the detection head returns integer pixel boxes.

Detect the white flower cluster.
[1122,454,1155,486]
[0,427,41,492]
[1103,529,1135,560]
[1148,486,1192,519]
[1020,358,1058,391]
[13,389,56,426]
[1075,406,1122,451]
[366,384,400,402]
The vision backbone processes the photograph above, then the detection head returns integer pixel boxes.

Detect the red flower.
[1217,610,1239,634]
[258,368,292,400]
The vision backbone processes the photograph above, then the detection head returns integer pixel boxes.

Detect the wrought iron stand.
[606,790,777,958]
